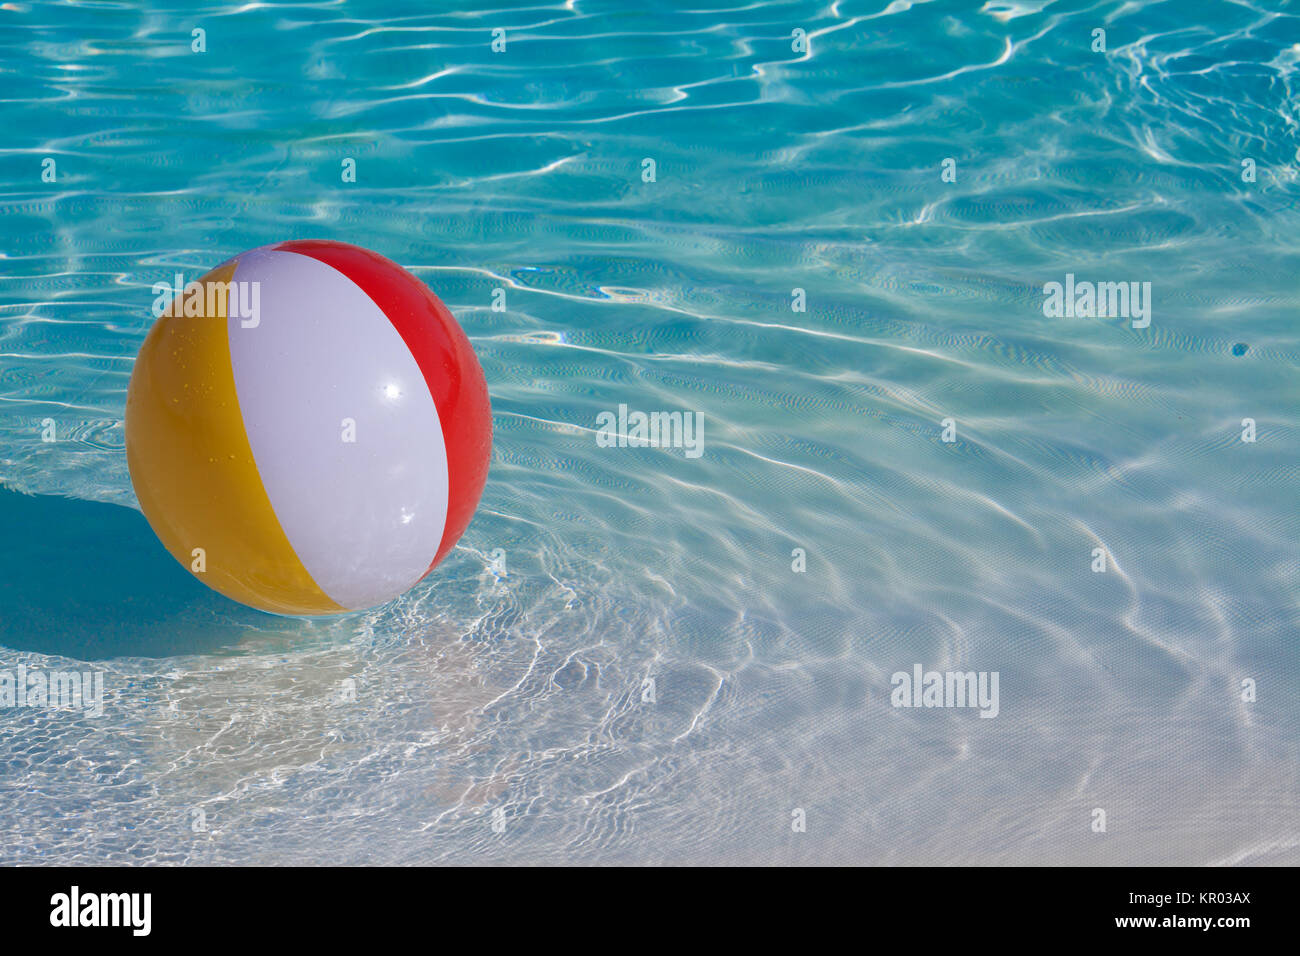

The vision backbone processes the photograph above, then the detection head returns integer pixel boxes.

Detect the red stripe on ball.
[276,239,492,575]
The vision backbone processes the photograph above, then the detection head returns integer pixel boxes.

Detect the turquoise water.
[1,0,1298,864]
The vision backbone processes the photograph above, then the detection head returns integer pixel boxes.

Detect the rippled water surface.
[1,0,1298,865]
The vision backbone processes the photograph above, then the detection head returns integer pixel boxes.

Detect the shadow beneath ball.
[0,487,288,661]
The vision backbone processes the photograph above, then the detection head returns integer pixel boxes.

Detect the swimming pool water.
[0,0,1297,864]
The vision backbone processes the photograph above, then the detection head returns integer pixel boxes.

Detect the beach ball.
[125,240,492,615]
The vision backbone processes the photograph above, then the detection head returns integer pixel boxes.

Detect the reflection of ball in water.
[126,240,492,615]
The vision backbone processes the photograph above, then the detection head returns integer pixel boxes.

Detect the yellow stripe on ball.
[125,260,344,615]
